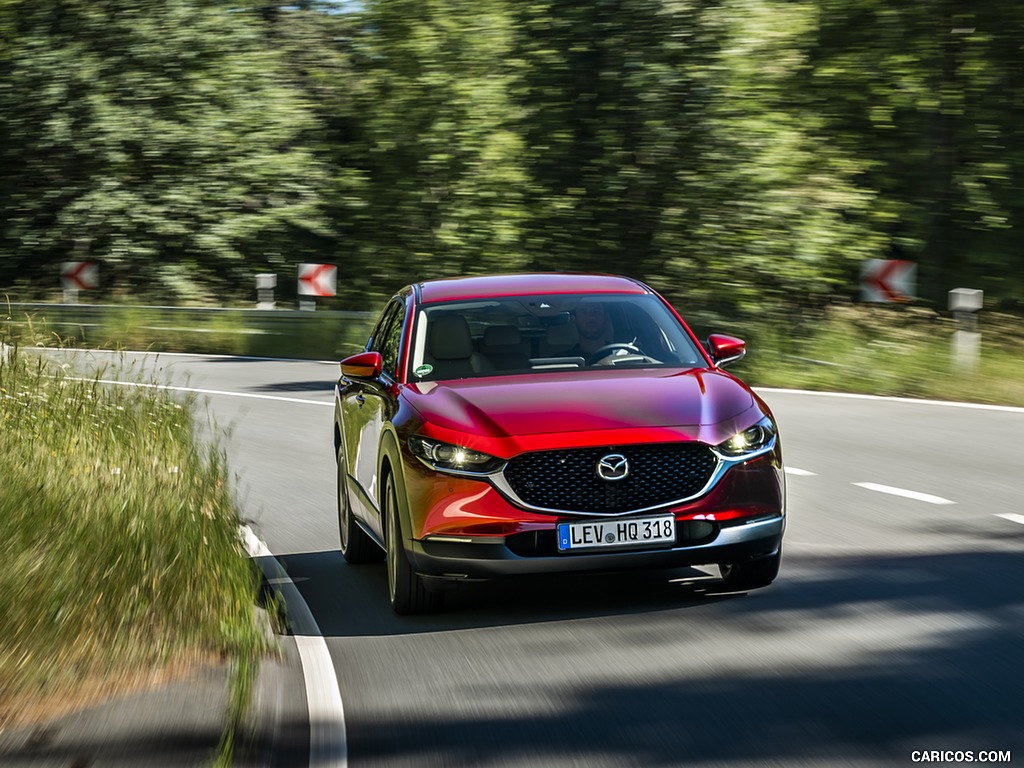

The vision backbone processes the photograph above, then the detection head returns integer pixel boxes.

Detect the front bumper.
[407,514,783,580]
[400,448,786,581]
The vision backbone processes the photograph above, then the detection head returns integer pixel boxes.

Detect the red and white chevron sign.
[297,263,337,297]
[60,261,99,291]
[860,259,915,303]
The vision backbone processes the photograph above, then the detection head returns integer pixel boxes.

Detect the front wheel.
[719,548,781,591]
[338,450,384,564]
[384,473,443,615]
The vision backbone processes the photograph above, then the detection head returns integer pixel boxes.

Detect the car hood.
[403,368,756,438]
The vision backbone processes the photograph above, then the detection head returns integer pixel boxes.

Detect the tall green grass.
[2,302,374,360]
[698,304,1024,407]
[0,336,266,761]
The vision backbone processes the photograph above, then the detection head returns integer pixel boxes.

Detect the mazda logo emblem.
[596,453,629,482]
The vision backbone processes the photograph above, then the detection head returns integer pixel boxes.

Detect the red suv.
[334,274,785,613]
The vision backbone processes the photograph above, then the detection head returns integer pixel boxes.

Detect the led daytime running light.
[408,435,502,473]
[716,418,776,458]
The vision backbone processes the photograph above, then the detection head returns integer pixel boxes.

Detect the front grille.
[502,443,718,513]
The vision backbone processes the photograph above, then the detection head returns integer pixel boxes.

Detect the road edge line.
[240,525,347,768]
[755,387,1024,414]
[68,376,333,407]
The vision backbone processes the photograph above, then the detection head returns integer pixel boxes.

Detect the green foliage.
[803,0,1024,303]
[1,0,1023,310]
[0,339,267,729]
[511,0,702,277]
[344,0,530,292]
[0,0,328,301]
[736,304,1024,407]
[2,302,375,359]
[652,0,882,312]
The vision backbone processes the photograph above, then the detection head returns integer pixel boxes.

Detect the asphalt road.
[69,350,1024,767]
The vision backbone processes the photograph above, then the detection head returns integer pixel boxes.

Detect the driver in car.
[572,302,612,358]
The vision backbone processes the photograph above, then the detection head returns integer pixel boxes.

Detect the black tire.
[719,548,781,591]
[338,449,384,564]
[384,472,443,615]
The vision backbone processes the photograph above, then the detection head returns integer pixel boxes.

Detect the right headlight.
[714,416,776,459]
[407,435,505,475]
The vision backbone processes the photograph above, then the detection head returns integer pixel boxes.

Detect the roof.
[416,273,649,304]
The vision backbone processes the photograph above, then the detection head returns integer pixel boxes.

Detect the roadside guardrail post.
[948,288,983,371]
[256,273,277,310]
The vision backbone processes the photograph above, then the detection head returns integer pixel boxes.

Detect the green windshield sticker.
[413,364,433,378]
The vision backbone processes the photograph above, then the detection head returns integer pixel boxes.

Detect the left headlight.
[407,435,505,475]
[714,416,776,459]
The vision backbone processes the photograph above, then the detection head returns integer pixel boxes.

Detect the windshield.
[407,293,708,382]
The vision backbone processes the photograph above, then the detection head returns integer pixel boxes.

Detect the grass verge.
[693,304,1024,407]
[1,301,374,360]
[0,335,268,765]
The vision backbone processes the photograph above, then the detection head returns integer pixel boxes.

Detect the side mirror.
[707,334,746,367]
[340,351,382,379]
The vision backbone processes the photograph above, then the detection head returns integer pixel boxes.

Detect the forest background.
[1,0,1022,321]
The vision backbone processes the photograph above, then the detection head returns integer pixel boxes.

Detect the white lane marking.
[68,377,334,407]
[853,482,955,505]
[296,636,348,768]
[38,346,339,364]
[241,526,347,768]
[996,513,1024,526]
[784,467,817,476]
[756,387,1024,415]
[31,349,1024,411]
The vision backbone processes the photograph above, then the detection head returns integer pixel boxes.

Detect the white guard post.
[948,288,983,371]
[256,273,277,310]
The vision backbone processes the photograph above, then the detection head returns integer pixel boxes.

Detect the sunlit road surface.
[63,351,1024,767]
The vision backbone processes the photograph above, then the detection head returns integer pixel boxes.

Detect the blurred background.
[1,0,1022,400]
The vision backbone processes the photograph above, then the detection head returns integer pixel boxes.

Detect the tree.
[805,0,1024,305]
[342,0,529,300]
[0,0,328,301]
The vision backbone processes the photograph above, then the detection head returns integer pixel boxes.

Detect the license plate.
[557,515,676,552]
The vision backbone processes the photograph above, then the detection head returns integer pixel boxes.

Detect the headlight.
[408,435,504,474]
[715,417,776,458]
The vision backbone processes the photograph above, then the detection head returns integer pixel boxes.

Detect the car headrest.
[483,325,521,348]
[428,315,475,360]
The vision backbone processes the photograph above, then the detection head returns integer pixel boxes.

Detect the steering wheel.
[586,342,644,365]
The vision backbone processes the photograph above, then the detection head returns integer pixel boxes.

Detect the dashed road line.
[784,467,817,476]
[853,482,955,505]
[996,513,1024,526]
